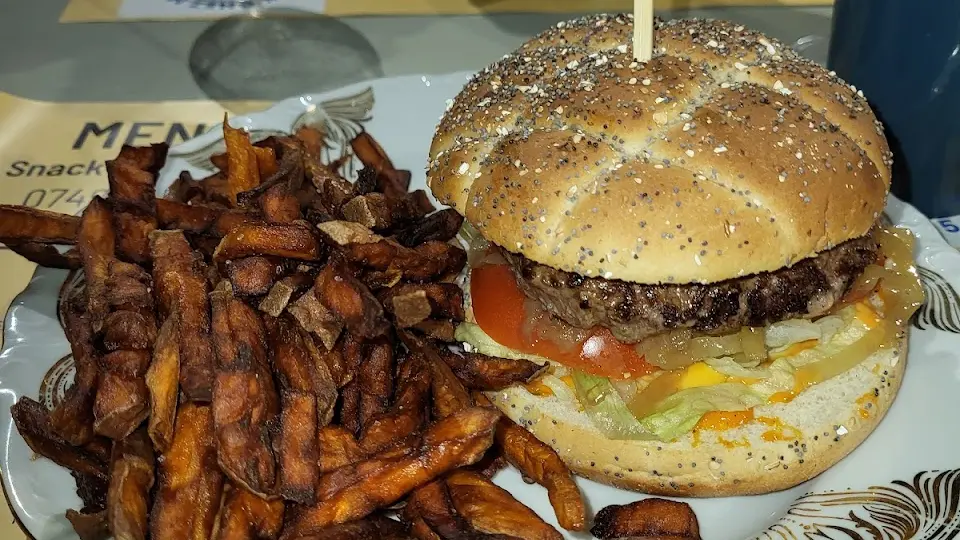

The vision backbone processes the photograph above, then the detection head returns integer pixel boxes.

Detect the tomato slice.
[470,263,658,379]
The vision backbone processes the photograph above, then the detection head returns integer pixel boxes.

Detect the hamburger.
[426,14,925,496]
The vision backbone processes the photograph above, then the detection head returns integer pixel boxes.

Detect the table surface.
[1,2,834,103]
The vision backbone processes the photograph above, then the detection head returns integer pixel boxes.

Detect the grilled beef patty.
[505,232,880,343]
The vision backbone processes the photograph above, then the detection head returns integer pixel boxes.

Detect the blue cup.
[828,1,960,233]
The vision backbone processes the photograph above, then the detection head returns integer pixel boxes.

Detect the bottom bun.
[485,332,908,497]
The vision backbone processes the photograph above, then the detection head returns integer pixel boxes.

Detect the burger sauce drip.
[470,263,658,379]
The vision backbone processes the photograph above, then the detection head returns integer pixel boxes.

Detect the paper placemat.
[0,91,268,539]
[61,0,834,23]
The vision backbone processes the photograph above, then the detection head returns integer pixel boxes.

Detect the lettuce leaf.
[704,357,796,398]
[570,371,657,440]
[638,383,767,441]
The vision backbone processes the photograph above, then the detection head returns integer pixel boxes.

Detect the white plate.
[3,72,960,540]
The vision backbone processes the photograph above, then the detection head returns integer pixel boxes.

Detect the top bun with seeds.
[428,15,891,285]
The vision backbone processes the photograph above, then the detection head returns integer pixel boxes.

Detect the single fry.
[475,394,585,531]
[49,305,99,445]
[440,348,547,391]
[400,332,472,418]
[146,314,180,452]
[151,403,225,540]
[150,230,215,401]
[211,282,279,498]
[226,256,283,296]
[214,223,322,262]
[66,509,110,540]
[7,242,81,269]
[359,354,430,454]
[314,260,389,339]
[405,481,468,540]
[11,397,109,481]
[77,196,116,334]
[445,470,562,540]
[106,429,155,540]
[316,425,366,474]
[393,208,464,248]
[224,118,262,204]
[155,199,259,237]
[358,337,394,430]
[214,484,285,540]
[94,350,152,440]
[253,145,280,180]
[282,407,500,537]
[276,392,319,504]
[0,205,80,244]
[260,182,301,224]
[590,498,702,540]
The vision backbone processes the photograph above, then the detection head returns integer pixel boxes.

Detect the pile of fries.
[0,121,701,540]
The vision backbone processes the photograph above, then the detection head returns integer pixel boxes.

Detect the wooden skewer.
[633,0,654,62]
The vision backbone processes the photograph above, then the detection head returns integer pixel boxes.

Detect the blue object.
[828,1,960,223]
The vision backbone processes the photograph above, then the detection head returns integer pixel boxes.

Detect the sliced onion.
[687,334,742,359]
[634,329,695,370]
[739,327,767,363]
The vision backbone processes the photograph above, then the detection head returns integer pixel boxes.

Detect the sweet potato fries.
[1,122,698,540]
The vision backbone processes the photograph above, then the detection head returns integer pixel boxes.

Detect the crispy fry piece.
[445,470,562,540]
[393,209,464,248]
[224,119,263,204]
[214,223,322,262]
[473,395,585,532]
[267,314,337,503]
[227,256,284,296]
[150,230,215,401]
[11,398,109,481]
[283,407,500,537]
[290,514,413,540]
[590,498,702,540]
[406,481,474,540]
[254,145,280,179]
[287,285,343,350]
[400,332,472,418]
[107,429,155,540]
[0,205,80,244]
[146,314,180,452]
[66,509,110,540]
[379,283,464,327]
[316,425,366,474]
[358,337,394,430]
[413,320,457,342]
[214,484,285,540]
[49,306,99,445]
[349,133,411,198]
[106,144,165,263]
[72,469,109,514]
[276,392,318,504]
[211,282,279,497]
[301,328,350,389]
[440,349,547,391]
[260,182,301,224]
[259,272,315,317]
[7,242,81,269]
[78,196,116,334]
[341,192,433,232]
[317,221,466,283]
[95,259,157,439]
[166,170,234,207]
[338,380,362,436]
[155,199,259,237]
[314,260,389,338]
[359,354,430,454]
[151,403,225,540]
[94,350,152,439]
